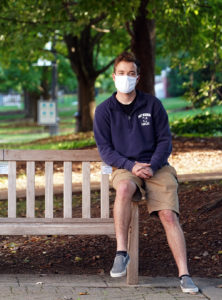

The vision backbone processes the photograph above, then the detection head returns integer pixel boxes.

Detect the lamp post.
[49,39,59,136]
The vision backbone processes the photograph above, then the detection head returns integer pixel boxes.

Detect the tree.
[0,53,78,120]
[1,0,221,131]
[152,0,222,107]
[0,0,130,131]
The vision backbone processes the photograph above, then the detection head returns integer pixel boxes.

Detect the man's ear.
[112,73,115,82]
[136,75,140,84]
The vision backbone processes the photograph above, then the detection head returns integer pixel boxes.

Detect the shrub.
[170,112,222,137]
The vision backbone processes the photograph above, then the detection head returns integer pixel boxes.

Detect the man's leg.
[158,209,199,293]
[114,179,137,251]
[158,209,188,276]
[110,179,137,277]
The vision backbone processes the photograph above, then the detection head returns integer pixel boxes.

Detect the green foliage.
[0,60,42,92]
[184,80,222,109]
[95,65,113,93]
[167,67,189,97]
[57,54,77,93]
[170,112,222,137]
[153,0,222,109]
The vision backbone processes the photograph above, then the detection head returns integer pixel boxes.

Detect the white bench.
[0,149,139,285]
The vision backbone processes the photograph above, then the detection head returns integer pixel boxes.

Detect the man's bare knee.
[116,180,137,200]
[158,210,178,226]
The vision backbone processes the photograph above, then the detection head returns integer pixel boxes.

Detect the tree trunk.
[64,22,115,132]
[130,0,155,95]
[24,67,50,122]
[77,76,96,132]
[28,90,40,122]
[64,31,97,132]
[23,89,31,118]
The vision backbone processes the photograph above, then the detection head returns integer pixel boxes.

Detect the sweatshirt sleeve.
[93,104,135,171]
[150,101,172,173]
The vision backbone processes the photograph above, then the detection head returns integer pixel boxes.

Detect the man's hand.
[132,162,153,179]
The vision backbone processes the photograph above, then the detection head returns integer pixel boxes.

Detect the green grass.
[0,105,23,112]
[0,113,25,121]
[161,97,191,111]
[58,94,77,109]
[167,104,222,122]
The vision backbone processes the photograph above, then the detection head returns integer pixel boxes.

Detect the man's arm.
[149,101,172,173]
[93,106,135,172]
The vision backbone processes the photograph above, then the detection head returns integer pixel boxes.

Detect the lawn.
[0,94,221,148]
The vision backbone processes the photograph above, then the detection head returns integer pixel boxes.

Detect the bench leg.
[127,201,139,285]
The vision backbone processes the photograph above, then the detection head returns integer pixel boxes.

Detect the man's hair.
[114,52,140,74]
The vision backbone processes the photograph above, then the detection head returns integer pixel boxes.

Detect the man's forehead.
[115,61,137,71]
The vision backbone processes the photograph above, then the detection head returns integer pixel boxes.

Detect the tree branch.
[89,13,107,26]
[91,31,105,47]
[0,16,40,25]
[0,16,75,26]
[95,44,130,76]
[126,21,134,38]
[91,24,110,33]
[95,57,115,77]
[62,0,76,22]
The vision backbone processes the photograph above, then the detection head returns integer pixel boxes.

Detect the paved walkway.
[0,274,221,300]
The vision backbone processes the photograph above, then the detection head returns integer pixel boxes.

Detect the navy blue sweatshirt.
[93,90,172,173]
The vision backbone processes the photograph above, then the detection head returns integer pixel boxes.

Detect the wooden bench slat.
[63,162,72,218]
[101,163,110,218]
[0,218,115,235]
[0,218,114,223]
[8,161,16,218]
[4,149,101,162]
[45,162,53,218]
[82,162,91,218]
[26,162,35,218]
[0,149,3,160]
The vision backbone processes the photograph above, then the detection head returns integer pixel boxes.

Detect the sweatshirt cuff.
[124,160,135,172]
[150,161,159,173]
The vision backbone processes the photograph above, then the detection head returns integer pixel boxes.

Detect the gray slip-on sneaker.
[180,275,199,293]
[110,254,130,278]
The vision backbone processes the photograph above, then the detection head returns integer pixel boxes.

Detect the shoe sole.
[110,258,130,278]
[180,286,199,293]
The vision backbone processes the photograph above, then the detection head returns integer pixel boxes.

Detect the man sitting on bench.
[93,52,199,294]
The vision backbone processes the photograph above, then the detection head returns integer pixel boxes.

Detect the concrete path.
[0,274,221,300]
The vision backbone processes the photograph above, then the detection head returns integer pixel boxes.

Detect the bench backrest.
[0,149,110,220]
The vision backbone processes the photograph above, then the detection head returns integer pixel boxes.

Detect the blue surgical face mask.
[114,75,138,93]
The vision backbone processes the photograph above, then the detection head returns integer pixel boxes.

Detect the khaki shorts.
[111,165,179,216]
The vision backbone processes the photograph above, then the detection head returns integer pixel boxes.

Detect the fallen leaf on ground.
[74,256,82,262]
[79,292,89,295]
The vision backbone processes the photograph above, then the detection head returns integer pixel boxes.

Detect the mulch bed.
[0,180,221,278]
